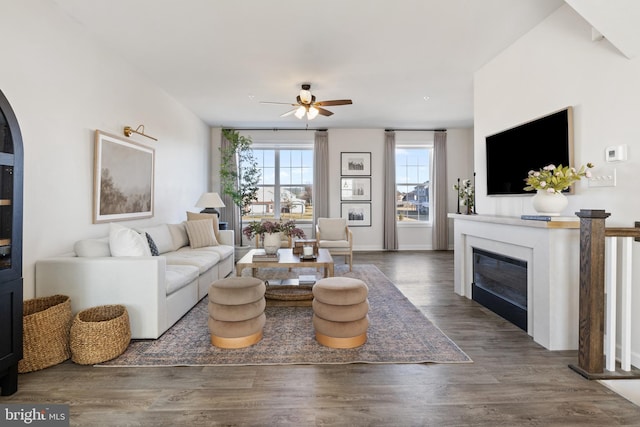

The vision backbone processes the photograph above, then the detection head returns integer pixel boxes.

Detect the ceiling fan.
[261,84,352,120]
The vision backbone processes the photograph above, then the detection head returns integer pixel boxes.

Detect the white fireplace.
[449,214,580,350]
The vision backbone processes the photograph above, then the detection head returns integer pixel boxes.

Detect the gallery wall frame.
[340,177,371,201]
[93,130,155,223]
[341,152,371,176]
[341,202,371,227]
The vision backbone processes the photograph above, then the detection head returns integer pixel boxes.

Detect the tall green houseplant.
[220,129,261,245]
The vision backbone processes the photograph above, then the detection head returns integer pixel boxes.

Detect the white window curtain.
[219,130,241,246]
[431,131,448,250]
[384,131,398,250]
[313,130,329,236]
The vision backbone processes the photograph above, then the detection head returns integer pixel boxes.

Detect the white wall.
[474,4,640,224]
[474,4,640,361]
[445,128,474,248]
[1,0,210,298]
[327,129,384,250]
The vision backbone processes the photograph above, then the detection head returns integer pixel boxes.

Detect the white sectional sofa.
[35,220,234,339]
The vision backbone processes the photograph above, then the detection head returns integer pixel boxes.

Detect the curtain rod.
[385,128,447,132]
[223,128,327,132]
[223,127,447,132]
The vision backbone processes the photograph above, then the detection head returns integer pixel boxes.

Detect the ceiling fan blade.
[317,107,334,117]
[315,99,353,107]
[280,108,298,117]
[260,101,297,106]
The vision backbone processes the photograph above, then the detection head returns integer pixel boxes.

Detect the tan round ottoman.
[312,277,369,348]
[208,277,266,348]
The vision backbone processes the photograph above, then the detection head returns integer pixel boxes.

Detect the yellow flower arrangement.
[524,163,594,194]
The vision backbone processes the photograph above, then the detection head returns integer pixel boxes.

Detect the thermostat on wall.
[606,144,627,162]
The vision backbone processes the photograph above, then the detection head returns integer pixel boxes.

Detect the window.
[396,146,431,222]
[244,147,313,222]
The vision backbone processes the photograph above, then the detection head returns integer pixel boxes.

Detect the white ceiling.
[52,0,565,130]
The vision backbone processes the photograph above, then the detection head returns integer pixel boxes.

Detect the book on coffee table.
[298,275,316,285]
[252,249,280,262]
[520,215,578,222]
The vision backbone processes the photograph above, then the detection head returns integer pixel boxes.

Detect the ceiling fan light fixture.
[307,106,319,120]
[263,83,352,120]
[294,106,306,119]
[299,89,312,104]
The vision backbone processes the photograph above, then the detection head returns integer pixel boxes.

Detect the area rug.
[98,264,471,366]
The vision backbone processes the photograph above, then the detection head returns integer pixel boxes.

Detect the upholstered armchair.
[316,218,353,271]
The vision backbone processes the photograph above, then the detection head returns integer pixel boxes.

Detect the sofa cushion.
[167,223,190,251]
[181,244,233,260]
[74,238,111,257]
[164,250,221,274]
[185,219,219,249]
[137,224,174,254]
[165,264,199,296]
[318,218,347,241]
[318,239,350,249]
[186,211,221,243]
[109,223,152,257]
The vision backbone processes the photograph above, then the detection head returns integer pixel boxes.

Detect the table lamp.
[195,192,225,217]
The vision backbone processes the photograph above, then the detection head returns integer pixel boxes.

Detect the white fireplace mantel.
[449,214,580,351]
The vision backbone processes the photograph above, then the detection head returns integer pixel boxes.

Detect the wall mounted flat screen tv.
[485,107,573,195]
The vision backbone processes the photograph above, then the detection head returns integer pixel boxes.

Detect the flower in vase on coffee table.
[242,220,306,241]
[242,220,306,254]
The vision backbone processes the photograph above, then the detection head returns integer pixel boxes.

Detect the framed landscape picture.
[341,177,371,201]
[341,152,371,176]
[93,130,155,223]
[341,202,371,227]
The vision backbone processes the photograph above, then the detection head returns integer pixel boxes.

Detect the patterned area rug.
[98,264,471,366]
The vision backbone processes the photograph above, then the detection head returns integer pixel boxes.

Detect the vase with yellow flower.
[524,163,593,215]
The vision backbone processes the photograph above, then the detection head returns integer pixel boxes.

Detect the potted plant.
[220,129,261,251]
[453,178,475,214]
[242,220,306,254]
[524,163,593,215]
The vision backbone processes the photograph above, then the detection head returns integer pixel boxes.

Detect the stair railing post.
[572,209,610,377]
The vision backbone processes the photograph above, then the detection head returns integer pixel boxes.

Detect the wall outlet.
[588,167,616,187]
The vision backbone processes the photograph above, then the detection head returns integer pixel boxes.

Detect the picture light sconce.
[124,124,158,141]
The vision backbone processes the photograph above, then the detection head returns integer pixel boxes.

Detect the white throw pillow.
[109,223,152,257]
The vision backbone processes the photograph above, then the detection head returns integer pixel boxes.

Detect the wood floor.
[4,251,640,426]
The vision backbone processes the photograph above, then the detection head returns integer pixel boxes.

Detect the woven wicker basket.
[70,305,131,365]
[19,294,72,373]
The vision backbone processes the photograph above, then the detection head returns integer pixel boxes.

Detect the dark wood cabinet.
[0,90,24,396]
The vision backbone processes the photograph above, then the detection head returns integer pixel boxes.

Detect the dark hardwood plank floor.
[3,251,640,426]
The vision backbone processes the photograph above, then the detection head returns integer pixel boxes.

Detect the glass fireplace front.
[472,248,527,331]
